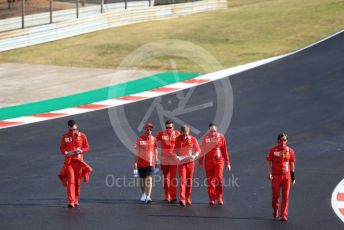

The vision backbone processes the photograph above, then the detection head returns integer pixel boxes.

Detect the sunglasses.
[165,127,173,129]
[146,128,152,131]
[279,139,287,142]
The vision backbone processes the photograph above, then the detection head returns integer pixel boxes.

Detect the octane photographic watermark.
[107,39,234,159]
[105,174,239,189]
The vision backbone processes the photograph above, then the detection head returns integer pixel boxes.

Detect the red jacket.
[58,162,93,187]
[135,134,157,167]
[199,132,230,167]
[174,134,200,162]
[266,145,296,175]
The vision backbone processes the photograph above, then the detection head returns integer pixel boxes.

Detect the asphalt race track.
[1,31,344,229]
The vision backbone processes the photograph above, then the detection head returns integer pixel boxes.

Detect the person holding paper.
[59,120,92,208]
[174,125,200,206]
[199,123,231,205]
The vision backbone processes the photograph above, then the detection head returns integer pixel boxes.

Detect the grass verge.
[0,0,343,72]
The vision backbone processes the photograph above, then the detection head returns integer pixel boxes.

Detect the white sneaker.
[145,196,152,204]
[140,193,146,202]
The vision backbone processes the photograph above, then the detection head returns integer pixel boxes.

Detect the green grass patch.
[0,0,343,72]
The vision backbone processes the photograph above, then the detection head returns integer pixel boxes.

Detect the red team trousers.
[161,164,177,200]
[205,160,224,201]
[272,174,291,218]
[178,162,195,203]
[66,160,85,204]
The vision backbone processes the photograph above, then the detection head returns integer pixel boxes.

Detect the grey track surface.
[1,31,344,230]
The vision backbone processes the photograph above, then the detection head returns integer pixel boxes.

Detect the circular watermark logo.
[107,39,234,159]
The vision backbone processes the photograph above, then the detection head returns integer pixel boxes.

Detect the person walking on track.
[174,125,200,207]
[59,120,93,208]
[199,123,231,205]
[156,120,180,203]
[133,122,159,204]
[266,133,296,221]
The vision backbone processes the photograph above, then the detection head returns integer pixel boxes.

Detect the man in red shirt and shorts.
[133,122,158,204]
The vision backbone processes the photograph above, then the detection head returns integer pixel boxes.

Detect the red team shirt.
[199,132,230,166]
[60,131,90,161]
[135,134,157,167]
[266,145,296,175]
[174,135,201,158]
[156,130,180,161]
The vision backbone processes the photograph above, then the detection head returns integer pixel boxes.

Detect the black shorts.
[138,166,154,178]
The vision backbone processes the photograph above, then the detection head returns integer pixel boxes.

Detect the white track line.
[53,108,94,115]
[131,91,169,98]
[4,116,49,123]
[92,99,133,106]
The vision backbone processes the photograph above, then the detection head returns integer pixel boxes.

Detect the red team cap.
[145,123,153,129]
